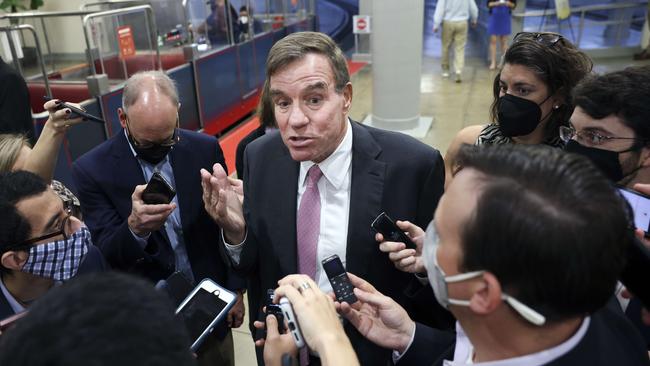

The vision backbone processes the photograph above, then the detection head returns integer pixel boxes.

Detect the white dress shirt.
[433,0,479,28]
[396,318,590,365]
[225,119,353,293]
[0,276,25,314]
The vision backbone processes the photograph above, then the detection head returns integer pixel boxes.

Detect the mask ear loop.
[502,295,546,326]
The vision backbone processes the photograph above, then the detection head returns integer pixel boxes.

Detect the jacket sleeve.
[72,161,161,269]
[396,323,456,366]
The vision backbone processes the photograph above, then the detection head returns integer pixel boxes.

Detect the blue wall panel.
[168,64,202,131]
[195,47,241,126]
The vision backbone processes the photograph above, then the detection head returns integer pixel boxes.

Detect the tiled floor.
[232,49,650,365]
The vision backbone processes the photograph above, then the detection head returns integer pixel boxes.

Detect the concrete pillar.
[364,0,430,136]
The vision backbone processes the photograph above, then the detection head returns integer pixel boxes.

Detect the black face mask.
[564,139,640,182]
[497,94,552,137]
[127,132,173,165]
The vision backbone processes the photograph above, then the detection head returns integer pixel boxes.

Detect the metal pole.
[82,19,98,75]
[39,17,55,72]
[577,11,585,48]
[5,29,23,75]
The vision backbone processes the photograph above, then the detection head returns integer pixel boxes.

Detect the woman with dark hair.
[443,32,592,184]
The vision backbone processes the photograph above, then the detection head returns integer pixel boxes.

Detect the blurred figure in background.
[487,0,516,70]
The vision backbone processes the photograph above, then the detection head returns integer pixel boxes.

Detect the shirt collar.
[447,317,591,366]
[299,119,353,190]
[0,276,25,314]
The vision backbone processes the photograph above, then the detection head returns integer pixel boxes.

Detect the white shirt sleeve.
[129,226,151,249]
[391,325,418,364]
[433,0,445,29]
[221,229,247,265]
[469,0,479,21]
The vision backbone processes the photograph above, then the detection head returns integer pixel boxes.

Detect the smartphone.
[618,187,650,234]
[371,212,416,250]
[279,297,305,348]
[0,311,27,335]
[264,288,285,337]
[322,254,357,304]
[155,271,194,308]
[175,279,236,352]
[142,172,176,205]
[43,96,105,123]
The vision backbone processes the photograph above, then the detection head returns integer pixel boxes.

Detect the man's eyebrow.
[303,81,328,93]
[269,89,286,98]
[43,211,60,233]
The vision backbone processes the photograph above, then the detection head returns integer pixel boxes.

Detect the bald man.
[72,71,244,366]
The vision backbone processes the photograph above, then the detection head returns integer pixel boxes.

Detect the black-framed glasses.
[513,32,563,46]
[559,125,644,146]
[124,117,180,149]
[16,214,72,248]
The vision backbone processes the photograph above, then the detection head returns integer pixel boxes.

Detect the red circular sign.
[357,18,367,30]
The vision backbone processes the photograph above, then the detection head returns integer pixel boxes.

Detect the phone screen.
[323,256,345,277]
[619,188,650,232]
[178,288,228,342]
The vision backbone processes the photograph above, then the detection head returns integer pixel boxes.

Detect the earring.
[553,105,560,110]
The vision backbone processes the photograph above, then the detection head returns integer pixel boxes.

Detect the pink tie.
[297,165,323,365]
[297,165,323,281]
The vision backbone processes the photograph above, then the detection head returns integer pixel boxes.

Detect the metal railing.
[0,24,50,97]
[513,1,648,48]
[82,5,160,77]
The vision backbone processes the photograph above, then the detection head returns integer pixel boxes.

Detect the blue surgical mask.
[422,221,546,326]
[21,227,91,281]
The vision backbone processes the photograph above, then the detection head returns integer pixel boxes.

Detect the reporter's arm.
[23,100,82,181]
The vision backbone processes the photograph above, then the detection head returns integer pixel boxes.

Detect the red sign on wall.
[117,26,136,58]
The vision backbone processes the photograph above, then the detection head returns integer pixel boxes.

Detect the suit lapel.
[267,147,299,275]
[110,132,147,215]
[346,122,385,278]
[169,133,194,232]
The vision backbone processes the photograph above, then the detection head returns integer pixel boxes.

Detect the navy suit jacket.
[399,307,650,366]
[72,129,243,291]
[230,121,448,364]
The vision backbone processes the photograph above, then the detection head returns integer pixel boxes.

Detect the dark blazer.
[235,125,266,180]
[72,129,243,290]
[399,307,650,366]
[232,121,446,365]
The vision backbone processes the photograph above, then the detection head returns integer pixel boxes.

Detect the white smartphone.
[279,297,305,348]
[175,278,236,352]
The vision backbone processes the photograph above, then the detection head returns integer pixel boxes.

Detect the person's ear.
[638,146,650,168]
[468,272,502,315]
[342,83,353,113]
[1,250,29,271]
[118,108,127,129]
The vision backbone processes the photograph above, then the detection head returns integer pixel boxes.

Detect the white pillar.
[364,0,430,137]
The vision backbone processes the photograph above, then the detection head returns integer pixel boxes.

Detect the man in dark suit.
[72,71,244,365]
[0,171,106,320]
[201,31,447,364]
[339,145,649,365]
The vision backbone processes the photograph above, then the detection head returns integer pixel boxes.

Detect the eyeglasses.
[17,212,73,248]
[513,32,563,46]
[125,117,180,149]
[559,125,643,146]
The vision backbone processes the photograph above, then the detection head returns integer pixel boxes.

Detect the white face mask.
[239,15,249,24]
[422,221,546,326]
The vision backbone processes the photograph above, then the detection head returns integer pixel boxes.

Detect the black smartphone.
[617,187,650,308]
[371,212,416,250]
[618,187,650,235]
[43,96,105,123]
[142,172,176,205]
[322,254,357,304]
[264,289,285,337]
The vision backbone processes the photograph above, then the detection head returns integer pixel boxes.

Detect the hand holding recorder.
[372,213,427,274]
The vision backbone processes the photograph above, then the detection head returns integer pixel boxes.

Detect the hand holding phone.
[175,279,236,352]
[279,297,305,348]
[43,96,105,123]
[371,212,417,250]
[264,288,286,337]
[322,255,357,304]
[142,172,176,205]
